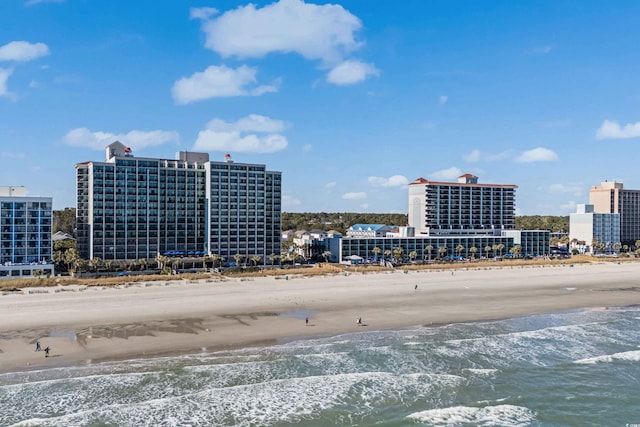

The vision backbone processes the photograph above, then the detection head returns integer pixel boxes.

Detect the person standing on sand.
[35,341,41,352]
[44,346,50,357]
[414,284,418,291]
[305,317,309,326]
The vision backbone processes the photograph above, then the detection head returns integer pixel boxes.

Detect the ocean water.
[1,307,640,427]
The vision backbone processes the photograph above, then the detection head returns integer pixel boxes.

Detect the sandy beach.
[1,262,639,373]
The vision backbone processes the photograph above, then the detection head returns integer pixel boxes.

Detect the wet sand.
[1,262,640,373]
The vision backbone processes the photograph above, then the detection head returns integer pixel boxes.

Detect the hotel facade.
[589,180,640,245]
[0,186,54,278]
[336,174,549,263]
[408,174,516,235]
[76,142,281,262]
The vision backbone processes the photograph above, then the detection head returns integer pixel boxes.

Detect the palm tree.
[211,254,221,268]
[172,258,183,274]
[321,251,332,263]
[33,269,43,280]
[484,245,492,259]
[613,242,622,253]
[138,258,147,272]
[233,253,244,267]
[268,253,278,266]
[409,251,418,263]
[438,246,447,260]
[64,248,80,273]
[469,246,478,259]
[372,246,382,261]
[392,247,404,264]
[498,244,505,257]
[251,255,261,266]
[89,257,102,273]
[384,249,392,261]
[425,245,433,262]
[455,244,464,259]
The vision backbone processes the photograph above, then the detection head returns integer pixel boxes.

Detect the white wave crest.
[574,349,640,364]
[407,404,536,426]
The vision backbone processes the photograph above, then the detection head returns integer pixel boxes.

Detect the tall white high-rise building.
[76,142,281,262]
[570,203,620,254]
[408,174,517,236]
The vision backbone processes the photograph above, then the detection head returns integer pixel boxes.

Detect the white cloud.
[549,183,584,197]
[325,181,336,189]
[463,149,481,162]
[595,119,640,140]
[514,147,558,163]
[526,45,552,54]
[0,41,50,62]
[198,0,363,65]
[302,144,312,152]
[429,167,462,180]
[25,0,64,6]
[282,193,301,207]
[189,7,218,20]
[342,192,367,200]
[439,95,448,104]
[172,65,277,104]
[193,114,288,153]
[0,68,13,97]
[326,60,379,85]
[463,149,510,162]
[368,175,409,188]
[559,200,577,214]
[63,128,179,151]
[1,151,25,158]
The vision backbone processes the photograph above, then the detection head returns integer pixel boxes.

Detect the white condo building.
[408,174,517,235]
[0,186,54,279]
[569,204,620,254]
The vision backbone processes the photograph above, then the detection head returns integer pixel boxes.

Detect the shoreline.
[2,262,640,374]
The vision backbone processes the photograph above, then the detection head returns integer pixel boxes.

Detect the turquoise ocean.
[1,306,639,426]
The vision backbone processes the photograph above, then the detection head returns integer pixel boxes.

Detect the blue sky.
[2,0,640,215]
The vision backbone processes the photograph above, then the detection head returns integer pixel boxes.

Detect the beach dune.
[1,262,640,373]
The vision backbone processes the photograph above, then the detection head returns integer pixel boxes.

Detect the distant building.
[589,180,640,245]
[346,224,395,238]
[76,142,281,262]
[408,174,517,236]
[0,186,54,279]
[570,204,620,254]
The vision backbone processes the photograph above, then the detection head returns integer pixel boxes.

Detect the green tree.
[268,253,279,266]
[53,207,76,234]
[372,246,382,260]
[64,248,80,273]
[392,247,404,264]
[251,255,262,266]
[455,244,465,258]
[485,245,492,258]
[321,251,332,263]
[409,250,418,262]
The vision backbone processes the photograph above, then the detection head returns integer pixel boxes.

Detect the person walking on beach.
[35,341,41,352]
[305,317,309,326]
[357,317,362,326]
[414,284,418,291]
[44,346,50,357]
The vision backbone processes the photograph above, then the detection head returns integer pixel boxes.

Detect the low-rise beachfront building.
[337,230,550,264]
[0,186,54,279]
[569,204,620,254]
